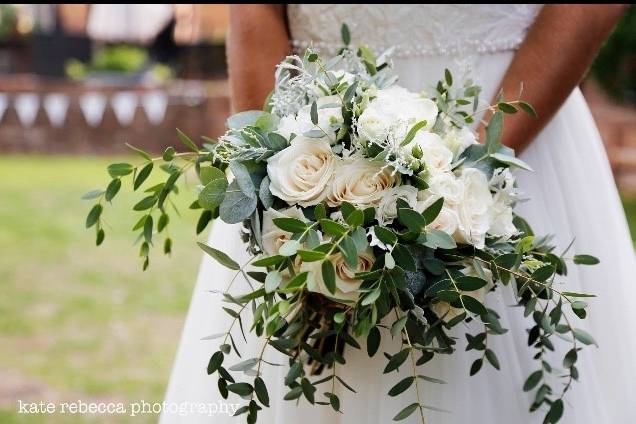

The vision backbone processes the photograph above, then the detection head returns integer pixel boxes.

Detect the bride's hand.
[486,4,626,153]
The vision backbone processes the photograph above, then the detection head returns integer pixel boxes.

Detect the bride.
[161,5,635,423]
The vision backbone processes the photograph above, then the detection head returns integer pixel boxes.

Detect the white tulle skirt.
[161,52,636,423]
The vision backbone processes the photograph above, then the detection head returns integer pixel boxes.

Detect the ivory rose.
[267,136,336,207]
[327,158,398,208]
[454,168,493,249]
[261,207,307,256]
[303,250,375,303]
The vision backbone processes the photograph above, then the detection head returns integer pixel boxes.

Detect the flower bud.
[411,144,423,159]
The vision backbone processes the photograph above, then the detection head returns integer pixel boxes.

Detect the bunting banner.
[0,89,189,128]
[141,90,168,125]
[79,92,108,127]
[43,93,70,128]
[0,93,7,124]
[14,93,40,127]
[110,91,139,126]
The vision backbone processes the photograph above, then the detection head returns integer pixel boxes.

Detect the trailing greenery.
[85,24,599,424]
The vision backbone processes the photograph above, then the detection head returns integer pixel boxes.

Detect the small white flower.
[275,115,302,140]
[488,192,518,240]
[490,167,518,203]
[368,227,392,251]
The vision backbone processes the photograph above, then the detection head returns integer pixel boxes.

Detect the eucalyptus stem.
[403,325,427,424]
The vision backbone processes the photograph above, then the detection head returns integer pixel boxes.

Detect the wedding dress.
[161,5,636,423]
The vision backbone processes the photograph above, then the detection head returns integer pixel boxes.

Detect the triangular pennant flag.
[79,92,108,127]
[0,93,8,124]
[14,93,40,127]
[141,90,168,125]
[43,93,70,127]
[111,91,138,127]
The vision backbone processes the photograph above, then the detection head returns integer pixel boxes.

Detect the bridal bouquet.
[84,26,599,424]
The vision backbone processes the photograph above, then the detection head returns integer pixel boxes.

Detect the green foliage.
[79,40,614,424]
[591,6,636,103]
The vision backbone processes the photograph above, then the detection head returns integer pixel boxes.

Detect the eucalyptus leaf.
[485,111,503,154]
[219,180,257,224]
[490,153,533,171]
[393,403,419,421]
[197,242,240,270]
[265,271,283,293]
[176,128,199,152]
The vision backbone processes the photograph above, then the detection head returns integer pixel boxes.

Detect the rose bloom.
[454,168,493,249]
[356,107,390,143]
[327,158,398,208]
[303,250,375,303]
[416,191,460,235]
[412,131,454,176]
[431,263,493,322]
[267,136,336,207]
[357,85,438,143]
[376,185,419,225]
[261,207,307,256]
[424,172,464,206]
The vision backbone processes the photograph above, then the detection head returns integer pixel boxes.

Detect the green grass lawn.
[0,156,207,423]
[0,156,634,424]
[622,195,636,247]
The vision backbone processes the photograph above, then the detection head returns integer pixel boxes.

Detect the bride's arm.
[227,5,290,112]
[488,4,626,152]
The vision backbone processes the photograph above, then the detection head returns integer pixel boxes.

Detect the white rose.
[327,158,398,208]
[416,190,460,236]
[376,185,419,225]
[454,168,493,249]
[357,106,391,143]
[295,95,343,143]
[443,126,477,158]
[376,87,438,129]
[424,172,464,206]
[261,207,307,256]
[429,205,460,235]
[412,132,454,176]
[488,192,517,240]
[303,250,375,303]
[267,136,336,207]
[357,86,438,143]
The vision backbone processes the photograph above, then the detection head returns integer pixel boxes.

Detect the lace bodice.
[288,4,543,58]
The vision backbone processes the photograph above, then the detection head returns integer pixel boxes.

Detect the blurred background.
[0,4,634,423]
